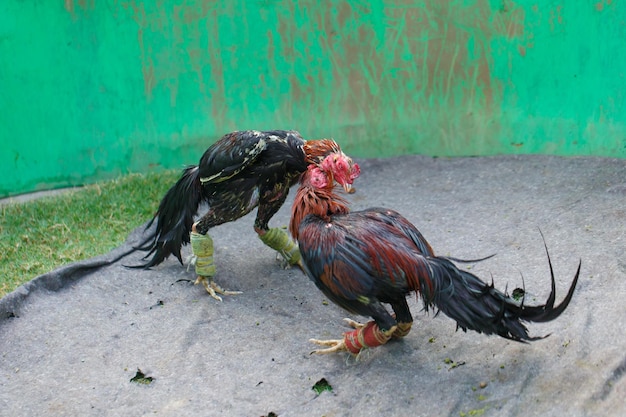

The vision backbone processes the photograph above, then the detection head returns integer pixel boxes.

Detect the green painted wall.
[1,1,624,197]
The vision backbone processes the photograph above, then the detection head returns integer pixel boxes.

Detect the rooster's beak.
[343,183,356,194]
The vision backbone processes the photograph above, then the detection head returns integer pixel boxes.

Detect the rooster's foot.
[194,276,242,301]
[308,319,368,354]
[276,254,305,272]
[309,338,347,355]
[343,318,365,329]
[309,318,365,355]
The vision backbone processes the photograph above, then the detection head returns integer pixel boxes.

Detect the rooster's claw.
[194,276,242,301]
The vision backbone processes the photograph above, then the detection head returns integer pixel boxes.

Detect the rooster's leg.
[341,317,413,338]
[311,304,401,354]
[189,229,241,301]
[310,321,397,355]
[390,299,414,338]
[255,191,303,269]
[256,226,302,269]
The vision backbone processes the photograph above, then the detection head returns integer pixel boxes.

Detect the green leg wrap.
[190,231,216,277]
[258,227,301,265]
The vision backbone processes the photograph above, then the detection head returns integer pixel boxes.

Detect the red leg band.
[343,321,392,354]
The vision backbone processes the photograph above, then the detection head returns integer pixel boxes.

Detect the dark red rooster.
[134,130,356,300]
[290,159,581,354]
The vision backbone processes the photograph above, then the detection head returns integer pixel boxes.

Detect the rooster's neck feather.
[289,179,349,240]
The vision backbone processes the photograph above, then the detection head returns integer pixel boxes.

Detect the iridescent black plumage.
[135,130,319,268]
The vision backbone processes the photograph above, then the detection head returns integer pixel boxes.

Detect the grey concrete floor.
[1,154,625,417]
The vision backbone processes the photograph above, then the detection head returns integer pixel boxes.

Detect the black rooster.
[289,160,581,354]
[135,130,356,300]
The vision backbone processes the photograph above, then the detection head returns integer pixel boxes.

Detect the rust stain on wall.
[64,0,96,14]
[61,0,531,142]
[385,0,526,111]
[63,0,161,101]
[111,0,214,105]
[273,0,527,128]
[116,1,155,100]
[548,4,564,32]
[205,4,226,123]
[595,0,615,12]
[137,28,155,100]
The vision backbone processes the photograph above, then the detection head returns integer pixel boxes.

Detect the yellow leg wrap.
[258,227,301,265]
[392,322,413,338]
[190,231,216,277]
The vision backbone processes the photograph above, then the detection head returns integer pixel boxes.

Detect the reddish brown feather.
[289,166,349,240]
[303,139,342,164]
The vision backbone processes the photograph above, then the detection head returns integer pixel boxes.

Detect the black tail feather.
[128,165,203,269]
[513,234,581,323]
[440,253,497,264]
[424,244,581,343]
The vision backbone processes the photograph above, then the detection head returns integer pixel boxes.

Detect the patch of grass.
[0,170,180,298]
